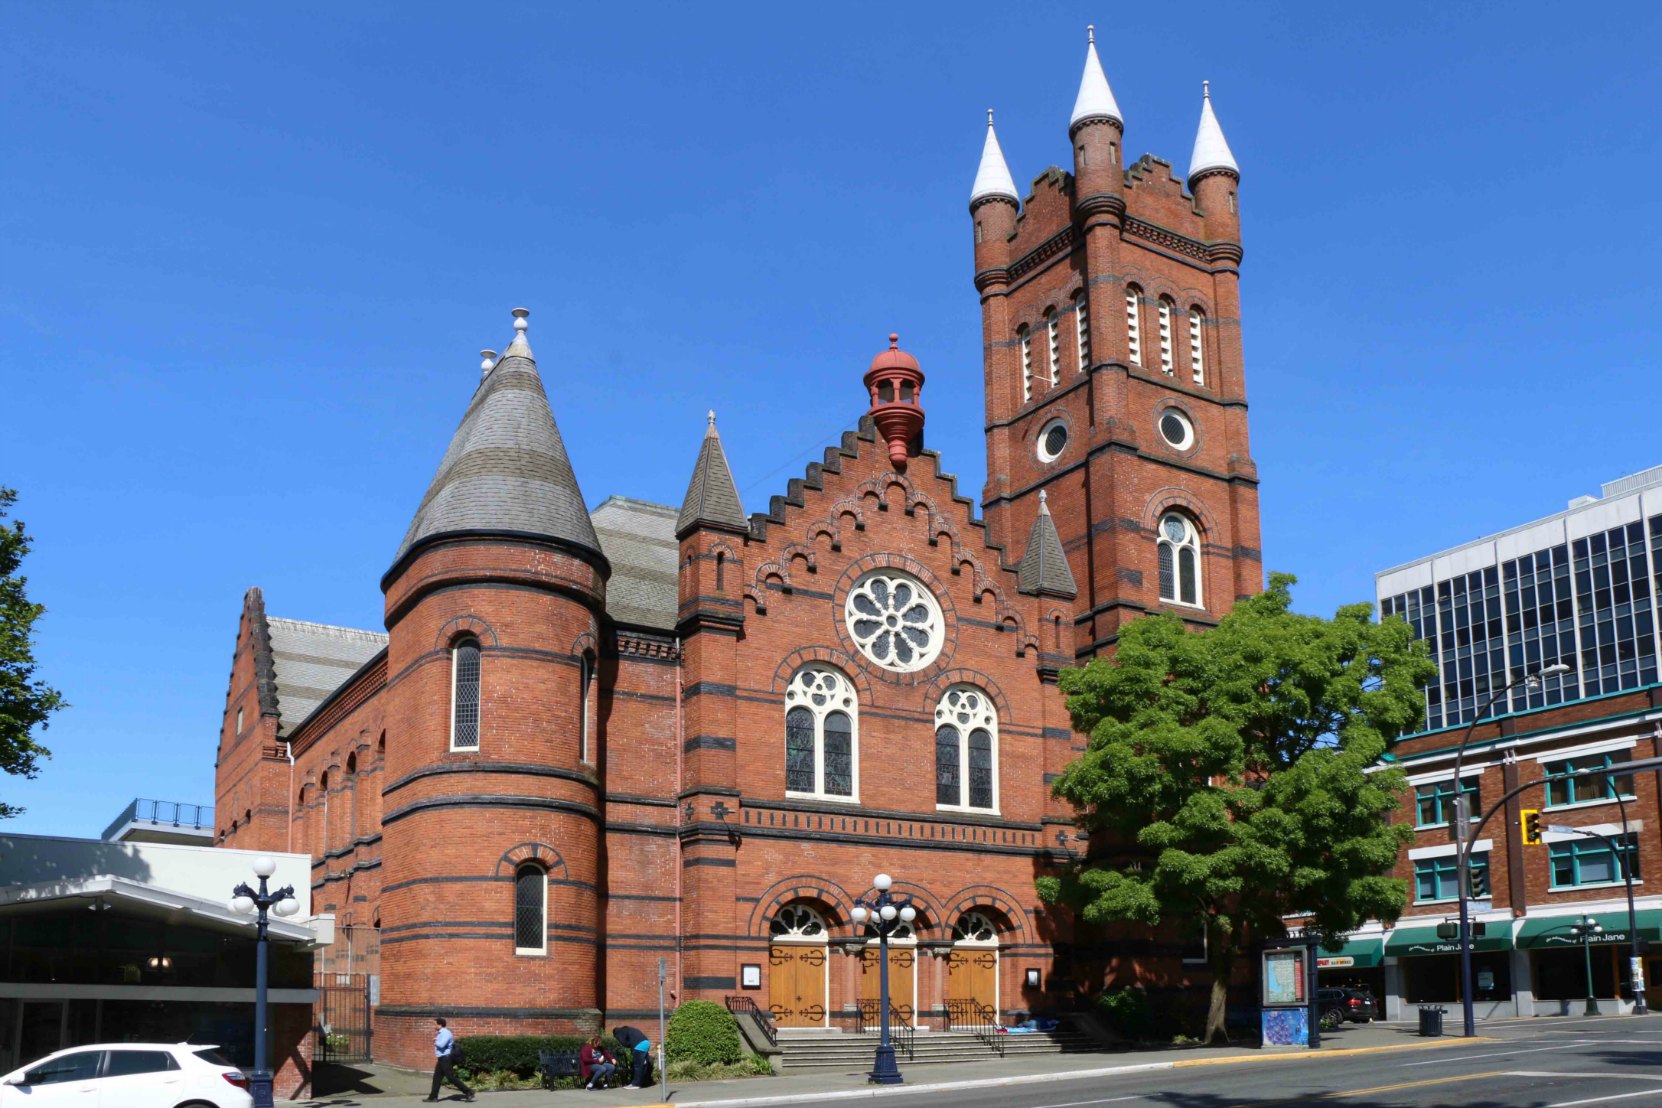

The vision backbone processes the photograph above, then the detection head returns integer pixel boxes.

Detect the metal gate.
[314,974,372,1064]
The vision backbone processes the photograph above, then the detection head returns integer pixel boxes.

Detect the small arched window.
[770,903,827,940]
[450,637,481,751]
[784,666,857,801]
[579,651,595,764]
[1188,308,1206,385]
[934,686,998,811]
[1158,297,1175,374]
[1074,290,1090,372]
[953,911,998,944]
[514,863,547,954]
[1157,513,1202,607]
[317,771,330,853]
[1018,326,1033,401]
[345,752,359,843]
[1044,308,1060,385]
[1124,287,1142,364]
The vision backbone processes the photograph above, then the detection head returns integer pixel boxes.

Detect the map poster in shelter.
[1262,949,1307,1007]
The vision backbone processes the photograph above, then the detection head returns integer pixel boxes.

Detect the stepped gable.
[593,496,679,631]
[392,309,602,569]
[265,617,387,737]
[234,587,280,721]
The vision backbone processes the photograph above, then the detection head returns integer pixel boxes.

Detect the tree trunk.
[1204,922,1235,1044]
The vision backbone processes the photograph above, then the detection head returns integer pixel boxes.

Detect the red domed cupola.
[864,333,925,470]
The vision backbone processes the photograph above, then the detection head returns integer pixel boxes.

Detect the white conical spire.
[1069,26,1123,129]
[970,109,1019,205]
[1187,81,1239,181]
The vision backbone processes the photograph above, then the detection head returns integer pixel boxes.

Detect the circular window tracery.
[1158,409,1194,451]
[844,570,944,672]
[784,666,855,712]
[771,903,828,939]
[1037,419,1068,463]
[953,911,998,944]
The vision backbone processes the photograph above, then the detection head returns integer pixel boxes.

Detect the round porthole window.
[1158,409,1194,451]
[844,570,944,672]
[1037,419,1069,463]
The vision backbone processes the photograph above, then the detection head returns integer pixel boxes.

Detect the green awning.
[1516,909,1662,950]
[1316,937,1384,969]
[1386,922,1511,956]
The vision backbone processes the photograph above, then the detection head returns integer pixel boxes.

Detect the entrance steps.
[778,1027,1102,1070]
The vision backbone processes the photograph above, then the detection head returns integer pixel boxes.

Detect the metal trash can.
[1417,1006,1446,1036]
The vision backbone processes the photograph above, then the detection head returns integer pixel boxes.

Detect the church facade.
[212,34,1262,1068]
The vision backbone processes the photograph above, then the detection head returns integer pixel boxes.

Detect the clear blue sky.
[2,2,1657,837]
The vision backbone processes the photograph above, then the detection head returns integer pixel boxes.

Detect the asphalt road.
[861,1018,1662,1108]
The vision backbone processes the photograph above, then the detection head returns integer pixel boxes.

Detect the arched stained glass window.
[933,686,998,811]
[1157,513,1202,607]
[783,667,858,800]
[451,638,481,750]
[514,863,546,954]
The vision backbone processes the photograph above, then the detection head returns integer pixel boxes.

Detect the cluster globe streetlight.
[1569,914,1604,1015]
[850,874,915,1085]
[230,856,299,1108]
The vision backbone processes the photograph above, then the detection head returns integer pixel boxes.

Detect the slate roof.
[970,111,1019,205]
[676,414,747,537]
[393,321,600,566]
[592,497,679,631]
[265,617,388,737]
[1188,82,1239,181]
[1016,492,1078,598]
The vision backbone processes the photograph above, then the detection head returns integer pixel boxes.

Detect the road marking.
[1543,1091,1662,1107]
[1317,1071,1505,1099]
[1401,1040,1593,1065]
[1031,1098,1146,1107]
[1172,1037,1485,1066]
[1514,1072,1662,1081]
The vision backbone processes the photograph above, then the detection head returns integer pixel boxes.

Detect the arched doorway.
[768,903,829,1029]
[947,911,999,1015]
[858,920,916,1025]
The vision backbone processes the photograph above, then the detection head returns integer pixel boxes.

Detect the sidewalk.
[294,1022,1437,1108]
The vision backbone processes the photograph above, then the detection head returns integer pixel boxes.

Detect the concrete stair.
[779,1026,1103,1070]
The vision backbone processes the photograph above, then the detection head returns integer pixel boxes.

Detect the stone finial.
[512,307,530,332]
[480,349,498,377]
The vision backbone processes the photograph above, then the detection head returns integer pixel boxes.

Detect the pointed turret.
[392,308,602,569]
[676,410,748,538]
[970,109,1019,207]
[1069,26,1123,130]
[1016,491,1077,598]
[1187,81,1239,183]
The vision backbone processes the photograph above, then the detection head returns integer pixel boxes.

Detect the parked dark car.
[1316,987,1373,1024]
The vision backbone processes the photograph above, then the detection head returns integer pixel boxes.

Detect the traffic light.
[1521,808,1542,845]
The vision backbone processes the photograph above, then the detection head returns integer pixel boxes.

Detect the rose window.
[844,570,944,672]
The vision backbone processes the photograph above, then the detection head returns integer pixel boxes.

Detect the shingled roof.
[676,412,747,537]
[592,497,678,631]
[1016,491,1078,598]
[265,617,387,737]
[393,310,601,567]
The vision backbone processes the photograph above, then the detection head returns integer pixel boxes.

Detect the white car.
[0,1042,252,1108]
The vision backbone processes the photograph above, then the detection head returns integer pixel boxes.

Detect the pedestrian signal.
[1520,808,1542,845]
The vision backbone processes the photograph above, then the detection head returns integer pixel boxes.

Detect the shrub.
[1094,987,1153,1040]
[665,1000,743,1065]
[455,1034,621,1081]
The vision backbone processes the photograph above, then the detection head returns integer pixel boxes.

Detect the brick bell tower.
[972,29,1263,658]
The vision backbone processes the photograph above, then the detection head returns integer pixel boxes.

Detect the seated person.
[579,1037,617,1089]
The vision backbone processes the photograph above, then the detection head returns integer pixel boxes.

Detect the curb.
[674,1038,1490,1107]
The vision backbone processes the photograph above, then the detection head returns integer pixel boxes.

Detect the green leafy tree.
[1,488,66,818]
[1037,573,1433,1043]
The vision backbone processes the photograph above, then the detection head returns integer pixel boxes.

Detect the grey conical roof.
[676,411,747,537]
[1017,491,1078,598]
[393,313,601,566]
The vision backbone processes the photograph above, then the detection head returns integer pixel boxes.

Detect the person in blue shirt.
[423,1017,474,1102]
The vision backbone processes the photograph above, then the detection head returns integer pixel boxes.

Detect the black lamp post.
[1569,914,1604,1015]
[1547,819,1642,1015]
[230,857,299,1108]
[850,873,915,1086]
[1452,662,1572,1036]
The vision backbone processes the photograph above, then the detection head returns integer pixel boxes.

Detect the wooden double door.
[768,944,828,1028]
[947,947,998,1012]
[858,944,917,1022]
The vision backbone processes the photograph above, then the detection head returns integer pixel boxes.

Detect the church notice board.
[1261,948,1310,1046]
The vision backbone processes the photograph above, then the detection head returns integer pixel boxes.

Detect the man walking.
[423,1017,474,1103]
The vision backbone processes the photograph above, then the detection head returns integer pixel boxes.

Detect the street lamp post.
[850,874,915,1086]
[1547,821,1642,1015]
[230,857,300,1108]
[1452,662,1572,1037]
[1569,915,1604,1015]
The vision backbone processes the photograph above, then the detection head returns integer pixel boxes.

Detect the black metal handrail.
[943,998,1003,1057]
[888,1001,914,1060]
[724,995,778,1048]
[852,999,914,1060]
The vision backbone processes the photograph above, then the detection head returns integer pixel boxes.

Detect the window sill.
[1412,896,1488,906]
[786,791,860,806]
[1416,822,1453,832]
[1547,881,1644,893]
[1543,796,1638,814]
[515,948,548,957]
[1159,599,1206,611]
[936,803,1001,817]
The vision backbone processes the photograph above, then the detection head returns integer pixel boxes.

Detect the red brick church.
[214,32,1262,1068]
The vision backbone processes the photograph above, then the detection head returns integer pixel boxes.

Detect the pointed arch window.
[1188,308,1206,384]
[1125,287,1142,364]
[450,637,481,751]
[1158,297,1175,374]
[514,863,547,954]
[1157,513,1202,607]
[1045,308,1060,385]
[1074,290,1090,372]
[934,686,998,812]
[1019,326,1033,402]
[784,666,857,801]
